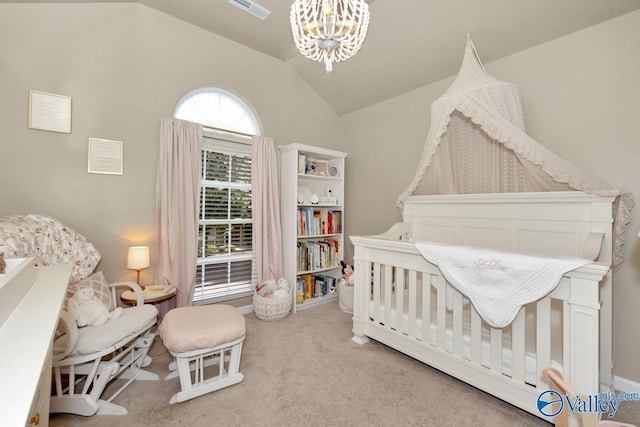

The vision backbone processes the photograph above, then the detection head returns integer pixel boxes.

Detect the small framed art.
[28,89,71,133]
[305,158,329,176]
[88,138,123,175]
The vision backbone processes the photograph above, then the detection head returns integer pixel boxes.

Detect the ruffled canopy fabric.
[398,35,633,267]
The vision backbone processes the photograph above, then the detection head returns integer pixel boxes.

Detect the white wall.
[340,10,640,383]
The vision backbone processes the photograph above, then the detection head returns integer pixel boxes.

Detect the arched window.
[174,87,261,136]
[174,87,260,303]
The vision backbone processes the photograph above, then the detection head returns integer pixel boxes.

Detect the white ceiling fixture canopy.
[290,0,370,73]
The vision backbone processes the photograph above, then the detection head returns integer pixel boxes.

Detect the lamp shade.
[127,246,150,270]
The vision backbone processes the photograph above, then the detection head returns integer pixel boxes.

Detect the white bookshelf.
[279,144,348,313]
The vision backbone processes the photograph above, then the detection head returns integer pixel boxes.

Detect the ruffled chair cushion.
[54,304,158,356]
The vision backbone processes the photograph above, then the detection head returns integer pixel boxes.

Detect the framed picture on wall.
[28,89,72,133]
[88,138,123,175]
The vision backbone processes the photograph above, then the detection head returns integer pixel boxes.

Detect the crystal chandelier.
[290,0,370,73]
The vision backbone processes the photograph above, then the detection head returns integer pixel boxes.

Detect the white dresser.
[0,262,71,426]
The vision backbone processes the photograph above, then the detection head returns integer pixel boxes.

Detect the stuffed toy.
[341,260,354,285]
[255,277,291,298]
[67,287,123,327]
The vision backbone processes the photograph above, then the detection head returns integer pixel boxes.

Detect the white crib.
[350,191,614,423]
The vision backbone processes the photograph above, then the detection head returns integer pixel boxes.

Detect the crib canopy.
[398,35,633,266]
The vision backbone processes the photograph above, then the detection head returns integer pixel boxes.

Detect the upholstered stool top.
[159,305,246,354]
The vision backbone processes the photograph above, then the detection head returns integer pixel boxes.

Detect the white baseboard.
[614,375,640,394]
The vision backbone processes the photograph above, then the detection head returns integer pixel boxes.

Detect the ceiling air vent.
[228,0,271,20]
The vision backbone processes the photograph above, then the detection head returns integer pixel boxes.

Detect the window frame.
[193,130,257,304]
[172,87,261,304]
[174,87,262,136]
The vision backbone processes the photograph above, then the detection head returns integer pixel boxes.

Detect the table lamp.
[127,246,150,290]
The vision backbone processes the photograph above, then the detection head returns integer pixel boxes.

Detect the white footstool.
[159,305,246,404]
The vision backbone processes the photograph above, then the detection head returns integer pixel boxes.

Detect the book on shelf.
[297,208,342,236]
[296,273,339,304]
[296,239,340,273]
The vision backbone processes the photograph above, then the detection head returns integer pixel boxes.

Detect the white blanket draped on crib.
[415,241,589,328]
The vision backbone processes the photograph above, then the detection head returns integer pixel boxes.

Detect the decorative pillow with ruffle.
[65,271,115,311]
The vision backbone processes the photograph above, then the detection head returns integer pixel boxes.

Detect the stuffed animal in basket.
[67,287,123,327]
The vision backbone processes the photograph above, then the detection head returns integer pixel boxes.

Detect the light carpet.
[49,302,639,426]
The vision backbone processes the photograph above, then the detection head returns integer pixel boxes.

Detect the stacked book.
[296,239,340,273]
[297,208,342,236]
[296,273,339,304]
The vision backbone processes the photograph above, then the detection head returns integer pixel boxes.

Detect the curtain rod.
[202,124,254,138]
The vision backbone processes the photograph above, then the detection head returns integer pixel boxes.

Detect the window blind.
[193,133,256,303]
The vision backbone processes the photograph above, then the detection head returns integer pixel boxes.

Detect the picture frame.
[305,158,319,175]
[315,160,329,176]
[88,138,123,175]
[305,157,330,176]
[28,89,71,133]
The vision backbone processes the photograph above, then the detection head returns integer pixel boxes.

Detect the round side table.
[120,285,177,306]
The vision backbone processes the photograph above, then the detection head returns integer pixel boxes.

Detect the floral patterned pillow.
[0,214,101,283]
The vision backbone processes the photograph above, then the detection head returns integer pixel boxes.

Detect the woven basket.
[253,288,292,321]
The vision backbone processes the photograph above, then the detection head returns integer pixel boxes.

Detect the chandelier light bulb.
[290,0,370,73]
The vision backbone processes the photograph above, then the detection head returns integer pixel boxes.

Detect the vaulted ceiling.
[6,0,640,115]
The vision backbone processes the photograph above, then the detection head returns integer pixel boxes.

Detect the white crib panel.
[511,309,526,383]
[372,263,381,324]
[452,292,464,357]
[568,274,600,396]
[470,309,482,366]
[351,236,607,422]
[490,329,502,372]
[384,265,392,330]
[436,280,446,349]
[420,272,430,342]
[408,270,418,338]
[563,299,570,391]
[395,267,405,337]
[535,297,552,392]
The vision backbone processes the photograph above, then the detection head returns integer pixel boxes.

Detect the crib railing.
[350,234,609,422]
